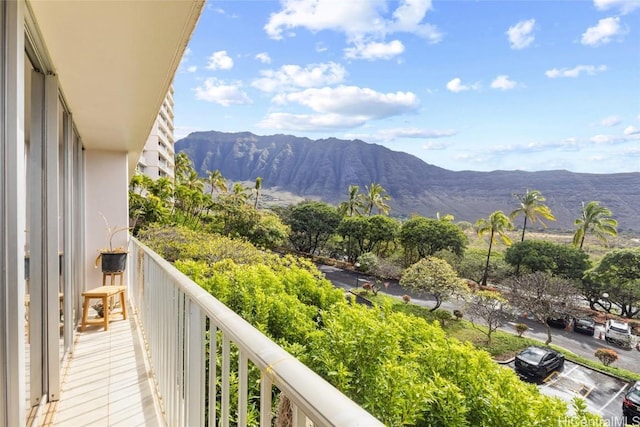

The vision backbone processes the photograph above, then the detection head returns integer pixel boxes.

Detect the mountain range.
[176,131,640,232]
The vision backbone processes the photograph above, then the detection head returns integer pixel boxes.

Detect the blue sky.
[173,0,640,174]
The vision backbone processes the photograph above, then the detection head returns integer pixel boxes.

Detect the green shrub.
[515,323,529,337]
[143,226,605,427]
[594,348,618,366]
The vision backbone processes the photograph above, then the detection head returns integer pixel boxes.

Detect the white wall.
[84,150,129,289]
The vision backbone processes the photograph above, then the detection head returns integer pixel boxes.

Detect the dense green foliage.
[400,217,468,264]
[504,240,591,280]
[140,226,604,426]
[582,248,640,318]
[283,201,342,255]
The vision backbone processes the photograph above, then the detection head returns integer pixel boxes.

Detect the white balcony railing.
[128,238,383,427]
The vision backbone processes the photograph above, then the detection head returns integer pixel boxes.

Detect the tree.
[505,272,580,345]
[285,201,341,255]
[475,211,513,286]
[366,215,400,256]
[363,183,391,216]
[504,240,591,280]
[253,176,263,209]
[465,290,512,344]
[399,256,468,312]
[337,215,369,262]
[572,201,618,250]
[206,169,228,197]
[338,215,400,262]
[582,248,640,318]
[510,190,555,242]
[400,216,468,265]
[338,185,365,217]
[174,152,194,185]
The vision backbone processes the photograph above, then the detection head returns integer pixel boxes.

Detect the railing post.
[186,299,205,426]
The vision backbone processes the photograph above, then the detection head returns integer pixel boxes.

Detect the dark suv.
[623,381,640,425]
[515,346,565,379]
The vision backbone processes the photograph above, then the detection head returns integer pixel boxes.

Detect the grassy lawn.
[354,290,640,383]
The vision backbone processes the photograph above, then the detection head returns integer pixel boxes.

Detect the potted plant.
[95,213,130,274]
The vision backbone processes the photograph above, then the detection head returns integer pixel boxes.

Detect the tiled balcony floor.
[52,305,163,426]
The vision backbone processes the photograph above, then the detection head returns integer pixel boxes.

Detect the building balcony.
[50,238,382,426]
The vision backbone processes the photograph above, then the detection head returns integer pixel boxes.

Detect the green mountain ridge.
[176,130,640,232]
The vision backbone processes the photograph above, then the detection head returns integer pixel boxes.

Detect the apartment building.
[138,87,176,180]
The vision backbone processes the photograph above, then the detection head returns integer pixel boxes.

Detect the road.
[317,264,640,374]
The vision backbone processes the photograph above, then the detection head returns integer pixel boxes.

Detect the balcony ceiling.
[27,0,204,173]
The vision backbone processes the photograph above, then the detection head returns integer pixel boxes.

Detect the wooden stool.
[81,286,127,331]
[102,272,124,286]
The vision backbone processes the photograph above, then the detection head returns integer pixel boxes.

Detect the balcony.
[51,238,382,426]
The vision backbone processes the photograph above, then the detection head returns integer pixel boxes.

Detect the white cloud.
[344,40,405,60]
[590,134,623,144]
[258,112,368,131]
[490,75,518,90]
[545,65,607,78]
[446,78,480,93]
[315,42,328,52]
[255,52,272,64]
[378,127,457,139]
[594,0,640,14]
[179,48,194,72]
[599,116,621,127]
[489,139,581,154]
[207,50,234,70]
[187,65,197,73]
[624,126,640,135]
[581,17,625,46]
[273,85,420,119]
[252,62,347,93]
[264,0,442,44]
[194,78,252,106]
[506,19,535,49]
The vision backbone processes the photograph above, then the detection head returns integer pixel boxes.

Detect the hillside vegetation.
[140,225,605,427]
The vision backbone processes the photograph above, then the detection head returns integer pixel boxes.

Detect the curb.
[494,357,515,365]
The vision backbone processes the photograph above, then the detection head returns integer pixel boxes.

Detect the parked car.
[623,381,640,425]
[547,315,571,329]
[573,317,596,335]
[514,346,565,378]
[605,319,633,348]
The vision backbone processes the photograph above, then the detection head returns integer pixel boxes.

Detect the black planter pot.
[100,252,127,273]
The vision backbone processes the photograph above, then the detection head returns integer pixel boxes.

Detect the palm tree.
[174,152,193,185]
[476,211,513,286]
[253,177,262,209]
[206,169,228,197]
[510,189,555,242]
[363,183,390,216]
[573,201,618,250]
[338,185,365,217]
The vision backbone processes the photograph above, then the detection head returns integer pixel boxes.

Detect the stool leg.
[103,296,109,331]
[81,297,90,331]
[120,290,127,320]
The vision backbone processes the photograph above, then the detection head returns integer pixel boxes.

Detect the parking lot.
[506,359,632,425]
